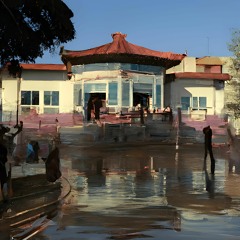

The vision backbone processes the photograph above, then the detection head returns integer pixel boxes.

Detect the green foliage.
[226,102,240,119]
[227,29,240,118]
[7,60,22,78]
[0,0,75,75]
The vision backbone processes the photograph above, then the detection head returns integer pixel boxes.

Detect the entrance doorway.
[133,92,150,110]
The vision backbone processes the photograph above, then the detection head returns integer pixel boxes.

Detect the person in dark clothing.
[139,99,144,125]
[87,96,94,121]
[0,143,8,190]
[45,147,62,182]
[203,125,215,175]
[93,96,102,121]
[163,105,173,122]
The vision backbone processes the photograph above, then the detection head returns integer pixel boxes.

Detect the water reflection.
[35,144,240,239]
[0,178,63,240]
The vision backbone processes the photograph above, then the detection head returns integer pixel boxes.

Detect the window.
[192,97,207,110]
[74,84,82,105]
[192,97,198,109]
[156,85,161,107]
[122,82,130,106]
[199,97,207,109]
[44,91,59,106]
[181,97,190,111]
[21,91,39,105]
[108,83,118,105]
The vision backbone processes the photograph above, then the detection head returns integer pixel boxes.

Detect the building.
[60,32,185,116]
[0,33,232,125]
[0,64,72,123]
[166,56,231,120]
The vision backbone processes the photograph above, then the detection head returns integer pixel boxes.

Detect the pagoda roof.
[60,32,186,69]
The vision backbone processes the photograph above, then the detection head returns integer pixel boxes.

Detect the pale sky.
[36,0,240,64]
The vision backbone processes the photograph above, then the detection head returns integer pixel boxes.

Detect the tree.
[0,0,75,75]
[226,29,240,118]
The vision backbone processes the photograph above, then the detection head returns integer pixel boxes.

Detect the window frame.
[192,96,207,110]
[21,90,39,106]
[44,91,59,106]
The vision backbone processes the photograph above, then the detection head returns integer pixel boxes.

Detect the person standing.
[87,96,94,122]
[203,125,215,175]
[227,125,240,173]
[0,143,8,199]
[93,95,102,122]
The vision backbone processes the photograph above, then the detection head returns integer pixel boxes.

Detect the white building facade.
[0,64,73,123]
[165,57,231,118]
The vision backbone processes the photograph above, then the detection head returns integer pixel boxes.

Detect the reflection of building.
[60,32,185,116]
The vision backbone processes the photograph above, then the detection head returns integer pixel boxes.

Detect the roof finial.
[111,32,127,39]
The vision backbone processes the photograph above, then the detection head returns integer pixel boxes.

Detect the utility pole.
[207,37,210,56]
[16,67,22,126]
[16,77,20,125]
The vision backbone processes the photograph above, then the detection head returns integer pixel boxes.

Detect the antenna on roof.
[207,37,210,56]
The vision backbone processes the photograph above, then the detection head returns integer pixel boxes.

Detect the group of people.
[87,95,102,122]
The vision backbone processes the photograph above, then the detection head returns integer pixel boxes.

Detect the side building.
[0,64,73,123]
[166,56,231,120]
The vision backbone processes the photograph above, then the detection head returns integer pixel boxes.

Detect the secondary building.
[166,56,231,120]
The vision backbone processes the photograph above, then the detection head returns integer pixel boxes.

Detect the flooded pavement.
[29,142,240,240]
[0,175,70,240]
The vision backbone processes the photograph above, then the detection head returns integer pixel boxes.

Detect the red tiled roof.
[20,64,66,71]
[172,72,230,81]
[61,32,186,69]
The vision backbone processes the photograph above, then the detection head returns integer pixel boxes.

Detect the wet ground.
[25,141,240,240]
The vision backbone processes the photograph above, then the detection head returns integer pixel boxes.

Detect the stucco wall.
[23,70,67,81]
[170,79,216,114]
[166,57,196,73]
[2,80,17,112]
[1,68,74,118]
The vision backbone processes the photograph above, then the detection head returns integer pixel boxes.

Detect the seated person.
[163,106,173,122]
[163,106,171,113]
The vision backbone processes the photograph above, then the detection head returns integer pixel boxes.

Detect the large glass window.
[156,85,161,107]
[192,97,207,110]
[108,83,118,105]
[122,82,129,106]
[181,97,190,111]
[74,84,82,105]
[199,97,207,109]
[192,97,198,109]
[44,91,59,106]
[21,91,39,105]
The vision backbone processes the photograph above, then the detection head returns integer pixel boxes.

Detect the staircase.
[180,114,227,144]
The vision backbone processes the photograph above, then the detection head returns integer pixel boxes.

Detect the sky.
[36,0,240,64]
